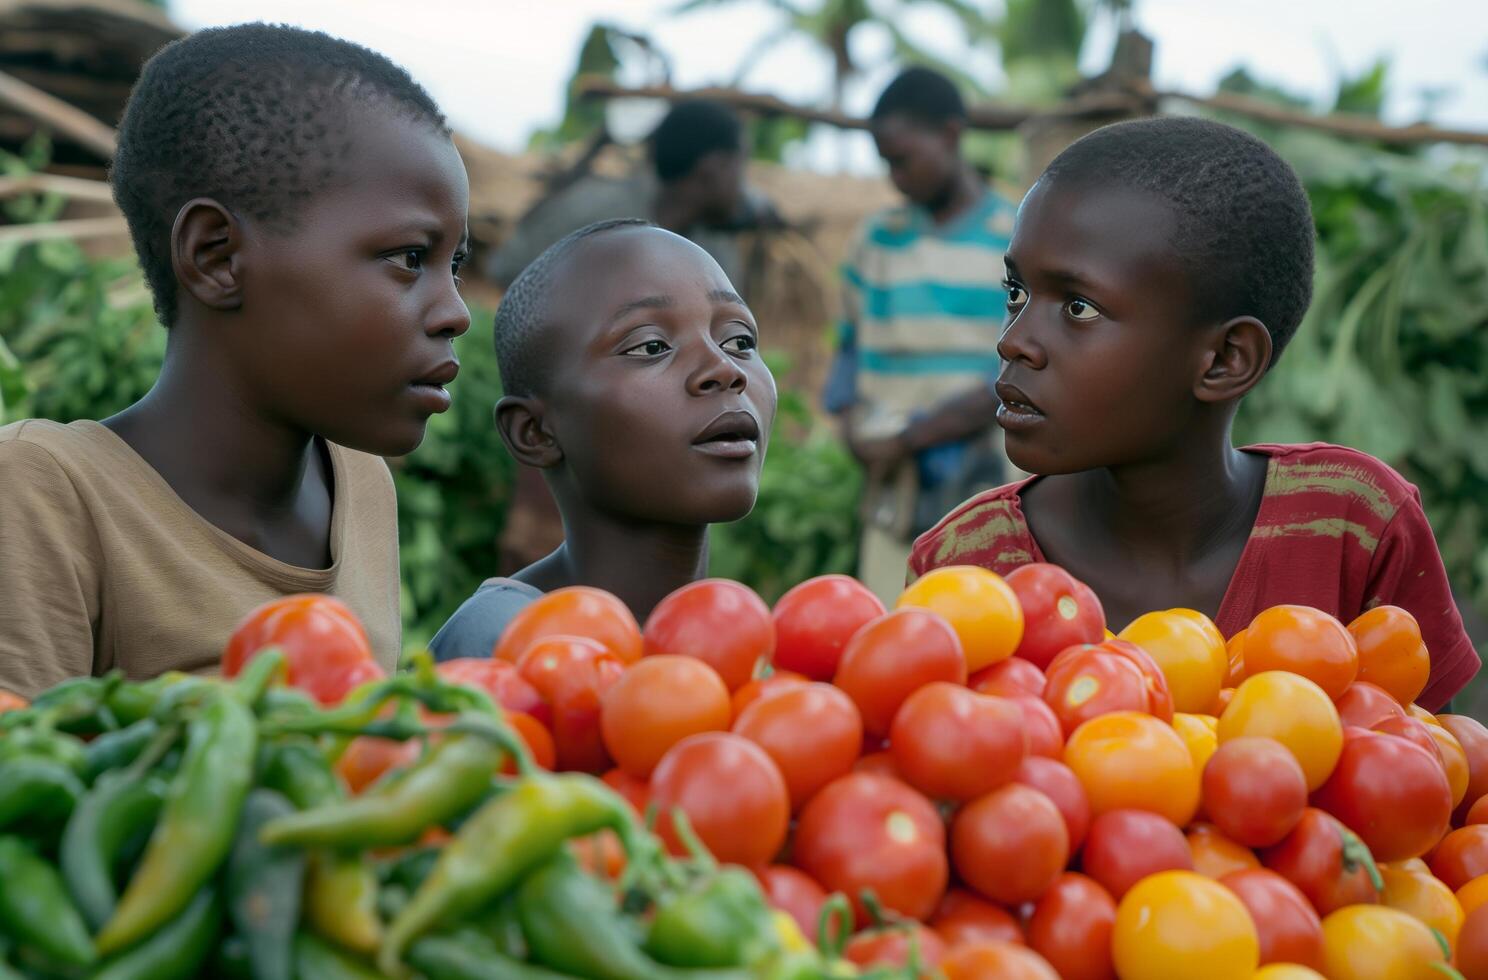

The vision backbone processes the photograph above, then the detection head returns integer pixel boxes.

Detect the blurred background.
[1,0,1484,711]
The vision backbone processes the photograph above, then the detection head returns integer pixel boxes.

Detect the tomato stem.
[1336,825,1385,893]
[1426,962,1466,980]
[816,893,851,960]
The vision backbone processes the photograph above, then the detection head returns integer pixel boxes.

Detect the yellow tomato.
[1187,823,1261,879]
[1408,703,1444,728]
[895,566,1024,672]
[1226,629,1249,688]
[1380,865,1464,950]
[1172,713,1219,772]
[1064,711,1200,827]
[1113,871,1259,980]
[1218,672,1343,791]
[1425,724,1471,809]
[1320,905,1448,979]
[1458,875,1488,918]
[1120,610,1228,714]
[1251,967,1326,980]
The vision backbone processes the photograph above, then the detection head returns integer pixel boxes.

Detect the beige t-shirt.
[0,419,401,698]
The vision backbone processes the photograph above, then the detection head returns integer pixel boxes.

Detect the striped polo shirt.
[832,190,1016,439]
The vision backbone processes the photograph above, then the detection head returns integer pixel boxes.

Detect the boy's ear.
[495,395,563,468]
[1194,316,1272,404]
[171,198,243,312]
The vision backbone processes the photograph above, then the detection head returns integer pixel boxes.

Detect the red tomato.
[1245,605,1358,700]
[731,672,808,720]
[1043,645,1153,737]
[1101,639,1175,724]
[1427,825,1488,890]
[503,712,557,772]
[844,924,946,973]
[1014,757,1092,851]
[1259,808,1380,914]
[833,610,967,738]
[951,784,1069,905]
[335,733,417,795]
[1370,715,1442,763]
[794,773,948,924]
[1334,681,1406,730]
[1082,809,1193,899]
[1006,564,1106,670]
[855,751,901,778]
[1011,695,1064,760]
[1466,794,1488,825]
[516,636,624,772]
[771,575,885,680]
[970,657,1047,698]
[1458,904,1488,980]
[1312,730,1452,862]
[890,684,1025,803]
[940,942,1061,980]
[223,594,376,704]
[600,768,651,815]
[650,732,789,868]
[1185,823,1261,879]
[1027,872,1117,980]
[1202,737,1309,848]
[569,829,625,880]
[755,865,829,941]
[931,889,1025,947]
[435,657,550,727]
[1218,868,1323,969]
[733,682,862,811]
[494,586,642,664]
[1439,715,1488,824]
[600,655,731,778]
[0,690,27,714]
[643,579,775,691]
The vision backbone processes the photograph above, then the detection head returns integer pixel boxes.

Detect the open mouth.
[995,380,1045,430]
[692,410,762,459]
[408,360,459,411]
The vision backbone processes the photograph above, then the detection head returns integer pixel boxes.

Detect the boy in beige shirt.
[0,24,472,697]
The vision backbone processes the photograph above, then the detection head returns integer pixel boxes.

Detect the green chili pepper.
[95,689,257,956]
[227,789,306,980]
[0,755,85,830]
[294,932,390,980]
[515,857,753,980]
[0,724,88,773]
[645,866,781,969]
[379,845,442,893]
[0,834,95,968]
[81,719,161,784]
[88,885,221,980]
[407,934,577,980]
[213,936,254,980]
[261,720,516,851]
[60,772,168,930]
[379,773,651,974]
[259,741,385,956]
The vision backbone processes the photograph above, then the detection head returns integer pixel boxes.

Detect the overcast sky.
[169,0,1488,173]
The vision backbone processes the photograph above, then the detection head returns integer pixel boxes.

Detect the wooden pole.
[0,216,129,245]
[0,173,116,203]
[0,69,118,158]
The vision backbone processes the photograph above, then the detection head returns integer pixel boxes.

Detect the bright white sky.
[169,0,1488,173]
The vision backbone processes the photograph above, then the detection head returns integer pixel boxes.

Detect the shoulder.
[428,578,544,662]
[329,443,395,494]
[1253,442,1419,530]
[970,190,1018,240]
[0,420,97,493]
[909,479,1037,575]
[853,205,918,247]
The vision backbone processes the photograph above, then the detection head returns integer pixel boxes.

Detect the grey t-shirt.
[429,577,544,662]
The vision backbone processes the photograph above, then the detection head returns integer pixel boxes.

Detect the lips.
[995,379,1045,432]
[412,360,460,388]
[692,409,762,459]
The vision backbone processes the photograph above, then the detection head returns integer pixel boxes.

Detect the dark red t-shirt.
[909,443,1480,709]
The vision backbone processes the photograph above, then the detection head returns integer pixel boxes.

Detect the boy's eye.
[621,339,671,357]
[1004,281,1027,307]
[1066,298,1100,321]
[722,334,757,353]
[388,249,424,272]
[452,251,469,281]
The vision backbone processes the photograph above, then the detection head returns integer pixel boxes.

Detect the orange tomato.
[1120,609,1228,714]
[734,682,863,811]
[1429,826,1488,890]
[1439,714,1488,821]
[730,671,808,720]
[1459,904,1488,980]
[1172,712,1220,772]
[1243,605,1358,699]
[0,690,27,714]
[1457,874,1488,918]
[569,828,626,879]
[600,767,651,815]
[1346,605,1429,706]
[1225,629,1248,687]
[1251,967,1326,980]
[494,586,642,664]
[1063,711,1200,826]
[1218,672,1343,791]
[600,655,730,778]
[1427,723,1472,809]
[335,733,418,794]
[1113,871,1259,980]
[1214,687,1236,714]
[940,941,1061,980]
[895,566,1024,672]
[1379,864,1463,949]
[503,712,557,772]
[1408,703,1444,727]
[1188,823,1261,879]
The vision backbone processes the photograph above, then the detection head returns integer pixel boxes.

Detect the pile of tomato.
[271,568,1488,979]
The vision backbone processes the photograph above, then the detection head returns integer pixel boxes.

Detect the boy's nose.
[425,286,471,340]
[996,307,1046,369]
[688,343,748,395]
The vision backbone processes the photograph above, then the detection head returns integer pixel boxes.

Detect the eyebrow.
[608,289,750,323]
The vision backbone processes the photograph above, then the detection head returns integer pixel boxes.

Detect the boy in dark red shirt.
[909,117,1478,708]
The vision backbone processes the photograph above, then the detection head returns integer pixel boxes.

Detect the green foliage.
[710,359,863,602]
[526,24,624,152]
[1333,58,1389,117]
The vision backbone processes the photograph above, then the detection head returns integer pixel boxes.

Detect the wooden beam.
[0,68,118,158]
[0,173,115,203]
[0,215,128,245]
